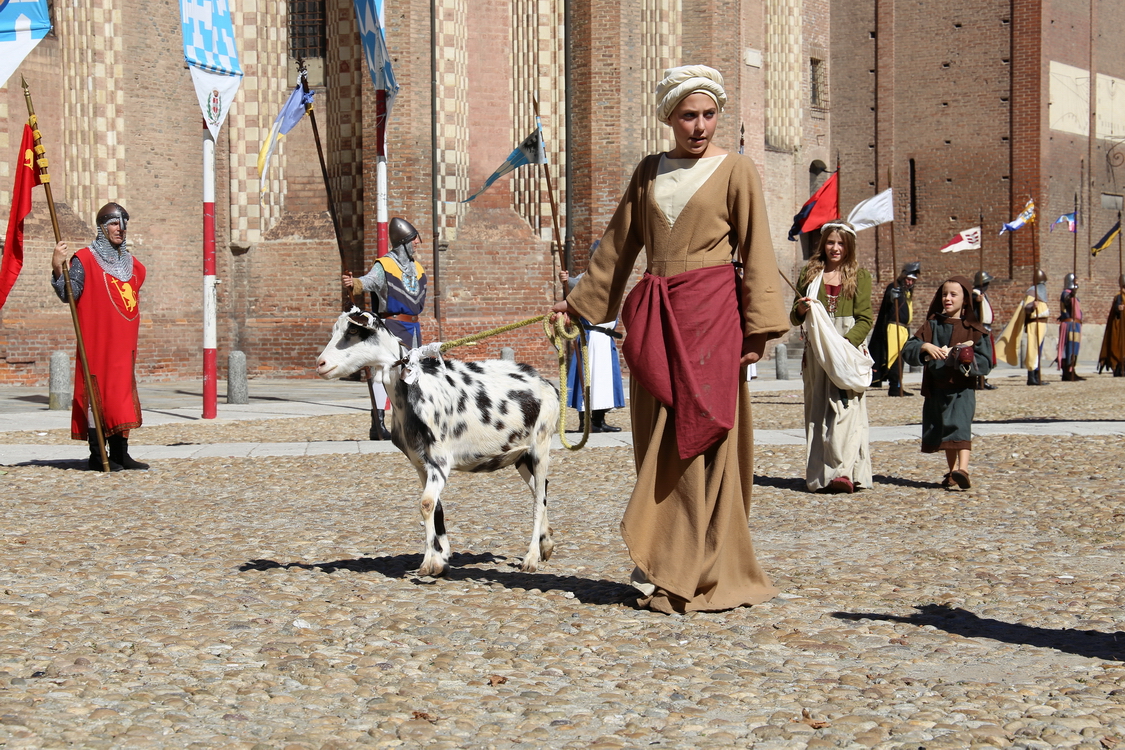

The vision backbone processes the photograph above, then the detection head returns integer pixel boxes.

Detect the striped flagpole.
[202,119,217,419]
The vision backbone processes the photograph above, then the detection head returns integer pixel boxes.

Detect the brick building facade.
[832,0,1125,330]
[0,0,833,386]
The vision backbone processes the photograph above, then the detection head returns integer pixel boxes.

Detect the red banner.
[0,124,42,310]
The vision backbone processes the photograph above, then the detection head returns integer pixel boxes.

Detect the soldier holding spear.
[22,79,149,471]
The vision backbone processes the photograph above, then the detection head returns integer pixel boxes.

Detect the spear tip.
[21,74,27,90]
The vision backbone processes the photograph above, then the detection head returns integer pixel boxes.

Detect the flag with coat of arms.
[940,226,981,253]
[179,0,243,139]
[0,124,43,310]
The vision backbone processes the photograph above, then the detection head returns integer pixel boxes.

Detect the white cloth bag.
[801,273,874,392]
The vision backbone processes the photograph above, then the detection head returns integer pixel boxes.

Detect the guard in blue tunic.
[343,217,428,438]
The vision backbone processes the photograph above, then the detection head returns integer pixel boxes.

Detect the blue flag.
[258,73,315,196]
[354,0,399,123]
[1050,212,1076,232]
[1000,199,1035,234]
[0,0,52,90]
[462,123,547,203]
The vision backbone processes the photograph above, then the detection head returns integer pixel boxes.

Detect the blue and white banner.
[257,72,314,197]
[0,0,52,90]
[462,123,547,203]
[180,0,242,138]
[354,0,399,122]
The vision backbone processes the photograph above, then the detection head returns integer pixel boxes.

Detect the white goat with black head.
[315,308,559,576]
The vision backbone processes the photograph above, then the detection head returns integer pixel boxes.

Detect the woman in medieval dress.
[551,65,790,613]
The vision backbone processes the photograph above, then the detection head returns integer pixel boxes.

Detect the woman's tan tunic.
[567,153,790,612]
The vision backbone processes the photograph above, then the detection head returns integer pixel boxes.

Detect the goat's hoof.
[520,555,540,573]
[539,538,555,562]
[418,559,449,577]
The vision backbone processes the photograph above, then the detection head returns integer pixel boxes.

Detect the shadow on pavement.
[753,474,807,491]
[872,473,941,490]
[240,552,639,606]
[833,604,1125,661]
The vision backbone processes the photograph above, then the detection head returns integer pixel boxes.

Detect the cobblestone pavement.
[1,377,1123,748]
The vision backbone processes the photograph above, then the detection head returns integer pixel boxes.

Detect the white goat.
[315,308,559,576]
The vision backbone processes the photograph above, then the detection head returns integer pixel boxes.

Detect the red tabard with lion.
[70,246,146,439]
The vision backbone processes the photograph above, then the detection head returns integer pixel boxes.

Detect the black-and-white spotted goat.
[315,308,560,577]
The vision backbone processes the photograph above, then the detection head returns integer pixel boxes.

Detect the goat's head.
[315,307,404,380]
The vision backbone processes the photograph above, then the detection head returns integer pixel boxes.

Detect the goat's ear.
[348,312,377,329]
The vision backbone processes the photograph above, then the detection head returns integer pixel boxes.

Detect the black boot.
[108,434,149,470]
[369,409,389,440]
[1034,367,1048,385]
[592,409,621,433]
[87,431,122,472]
[568,411,585,433]
[1027,369,1036,386]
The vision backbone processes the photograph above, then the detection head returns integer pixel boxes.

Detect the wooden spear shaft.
[532,93,567,297]
[22,77,111,472]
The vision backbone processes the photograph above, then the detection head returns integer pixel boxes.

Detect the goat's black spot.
[433,502,447,539]
[516,363,537,377]
[476,388,492,424]
[445,374,457,388]
[509,390,540,429]
[506,430,524,446]
[470,456,505,473]
[345,324,373,341]
[452,422,467,439]
[456,392,468,414]
[465,361,484,374]
[499,400,509,416]
[421,357,441,374]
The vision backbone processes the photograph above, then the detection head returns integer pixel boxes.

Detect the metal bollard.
[48,351,71,410]
[500,347,515,362]
[227,350,249,404]
[773,343,789,380]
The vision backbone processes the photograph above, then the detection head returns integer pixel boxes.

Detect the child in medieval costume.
[901,276,992,491]
[996,269,1050,385]
[1096,275,1125,377]
[1057,273,1084,381]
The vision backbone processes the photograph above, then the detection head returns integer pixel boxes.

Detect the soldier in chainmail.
[50,202,149,471]
[342,217,428,439]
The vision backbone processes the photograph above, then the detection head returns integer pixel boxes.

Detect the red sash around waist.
[621,263,742,460]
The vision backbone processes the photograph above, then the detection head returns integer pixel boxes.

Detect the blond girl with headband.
[552,65,790,613]
[790,221,874,493]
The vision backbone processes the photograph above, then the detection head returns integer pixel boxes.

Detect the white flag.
[845,188,894,231]
[940,226,982,253]
[180,0,243,139]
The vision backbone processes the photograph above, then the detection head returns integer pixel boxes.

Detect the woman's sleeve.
[565,160,649,325]
[730,156,791,339]
[789,266,809,327]
[845,269,874,347]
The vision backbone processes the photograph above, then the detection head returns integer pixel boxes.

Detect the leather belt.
[383,314,419,323]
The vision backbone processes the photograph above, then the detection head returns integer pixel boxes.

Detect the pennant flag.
[0,124,42,310]
[257,74,315,196]
[1091,221,1121,257]
[788,172,839,241]
[846,188,894,231]
[462,124,547,203]
[940,226,982,253]
[1050,212,1077,232]
[999,199,1035,234]
[0,0,51,90]
[354,0,399,123]
[180,0,243,139]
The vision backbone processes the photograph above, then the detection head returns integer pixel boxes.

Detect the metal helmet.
[1063,272,1078,291]
[388,217,419,248]
[900,261,921,280]
[1034,268,1047,284]
[96,202,129,231]
[973,270,993,288]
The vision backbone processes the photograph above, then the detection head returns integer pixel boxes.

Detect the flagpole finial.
[21,74,27,90]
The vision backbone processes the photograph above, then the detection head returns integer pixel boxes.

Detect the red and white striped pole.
[376,90,389,258]
[202,119,218,419]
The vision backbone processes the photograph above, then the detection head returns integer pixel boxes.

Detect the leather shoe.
[826,476,855,494]
[950,470,971,489]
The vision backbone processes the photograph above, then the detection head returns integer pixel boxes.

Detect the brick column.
[1010,0,1043,282]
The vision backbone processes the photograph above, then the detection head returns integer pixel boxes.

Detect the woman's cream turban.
[655,65,727,123]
